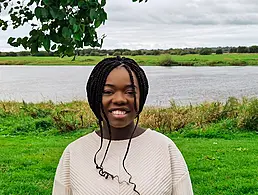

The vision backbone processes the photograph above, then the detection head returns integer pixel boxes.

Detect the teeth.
[112,110,126,115]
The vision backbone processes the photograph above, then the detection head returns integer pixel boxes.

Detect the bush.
[18,51,30,56]
[199,48,213,55]
[122,51,131,55]
[0,97,257,135]
[112,51,121,56]
[157,55,179,66]
[215,49,223,54]
[237,98,258,131]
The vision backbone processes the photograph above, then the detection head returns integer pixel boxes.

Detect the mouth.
[108,109,130,119]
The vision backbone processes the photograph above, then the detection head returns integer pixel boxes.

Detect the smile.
[109,110,129,119]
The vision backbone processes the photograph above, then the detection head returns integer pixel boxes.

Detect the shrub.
[112,51,121,56]
[199,48,213,55]
[215,49,223,54]
[157,55,179,66]
[122,51,131,55]
[237,98,258,131]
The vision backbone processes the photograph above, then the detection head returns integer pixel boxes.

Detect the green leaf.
[101,0,106,6]
[94,18,102,28]
[21,37,28,49]
[49,8,58,19]
[74,33,81,41]
[43,0,49,5]
[43,35,50,51]
[90,9,97,20]
[41,8,49,18]
[99,9,107,22]
[35,7,41,19]
[69,16,76,25]
[62,27,71,38]
[50,31,61,43]
[42,24,48,31]
[7,37,15,44]
[73,24,80,33]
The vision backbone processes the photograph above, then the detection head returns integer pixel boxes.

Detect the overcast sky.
[1,0,258,51]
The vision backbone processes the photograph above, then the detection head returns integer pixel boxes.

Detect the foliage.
[1,97,257,136]
[140,97,258,133]
[2,44,258,57]
[249,45,258,53]
[199,48,213,55]
[237,46,249,53]
[2,53,258,66]
[0,0,147,57]
[157,54,179,66]
[215,48,223,54]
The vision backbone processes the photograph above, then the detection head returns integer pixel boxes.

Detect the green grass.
[169,134,258,195]
[0,132,86,195]
[1,53,258,65]
[1,132,258,195]
[0,98,257,194]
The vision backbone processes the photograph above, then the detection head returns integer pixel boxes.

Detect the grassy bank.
[0,98,258,194]
[1,97,257,136]
[1,53,258,66]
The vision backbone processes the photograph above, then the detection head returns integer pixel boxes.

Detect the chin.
[110,122,130,129]
[109,120,135,129]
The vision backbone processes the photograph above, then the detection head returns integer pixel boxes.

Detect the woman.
[52,57,193,195]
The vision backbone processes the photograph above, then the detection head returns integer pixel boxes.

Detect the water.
[0,66,258,106]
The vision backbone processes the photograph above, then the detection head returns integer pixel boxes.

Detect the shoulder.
[144,129,176,147]
[63,131,98,153]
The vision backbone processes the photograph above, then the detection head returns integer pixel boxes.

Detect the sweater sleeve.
[52,147,73,195]
[168,143,193,195]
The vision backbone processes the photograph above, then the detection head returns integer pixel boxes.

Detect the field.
[0,98,257,194]
[1,53,258,66]
[1,132,258,195]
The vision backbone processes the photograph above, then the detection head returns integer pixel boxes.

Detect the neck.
[97,122,145,140]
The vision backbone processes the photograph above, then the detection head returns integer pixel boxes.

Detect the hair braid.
[86,57,149,195]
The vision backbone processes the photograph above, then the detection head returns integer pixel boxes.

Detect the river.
[0,66,257,106]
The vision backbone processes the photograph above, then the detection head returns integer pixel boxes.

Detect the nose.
[112,91,127,105]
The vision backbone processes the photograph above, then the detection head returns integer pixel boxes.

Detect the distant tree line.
[1,45,258,57]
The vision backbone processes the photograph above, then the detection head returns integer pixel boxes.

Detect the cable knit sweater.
[52,129,193,195]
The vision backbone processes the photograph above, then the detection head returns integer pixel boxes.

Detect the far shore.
[1,53,258,66]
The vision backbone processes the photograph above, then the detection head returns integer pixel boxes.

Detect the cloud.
[1,0,258,51]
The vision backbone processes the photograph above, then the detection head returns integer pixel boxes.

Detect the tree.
[0,0,147,58]
[199,48,212,55]
[229,47,237,53]
[215,49,223,54]
[237,46,249,53]
[249,45,258,53]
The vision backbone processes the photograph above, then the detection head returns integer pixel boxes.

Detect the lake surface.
[0,66,257,106]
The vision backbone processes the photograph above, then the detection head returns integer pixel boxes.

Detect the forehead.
[105,66,139,87]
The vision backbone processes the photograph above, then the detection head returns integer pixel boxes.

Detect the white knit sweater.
[52,129,193,195]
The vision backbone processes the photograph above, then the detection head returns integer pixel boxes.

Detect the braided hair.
[86,56,149,194]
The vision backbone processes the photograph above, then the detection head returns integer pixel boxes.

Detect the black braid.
[86,57,149,194]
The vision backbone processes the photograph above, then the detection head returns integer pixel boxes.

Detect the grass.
[170,134,258,195]
[1,53,258,66]
[1,97,257,135]
[1,131,258,194]
[0,98,257,194]
[0,132,86,195]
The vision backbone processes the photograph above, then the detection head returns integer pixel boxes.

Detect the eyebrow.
[104,84,138,88]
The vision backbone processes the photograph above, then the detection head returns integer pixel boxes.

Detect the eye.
[126,90,136,95]
[103,90,113,95]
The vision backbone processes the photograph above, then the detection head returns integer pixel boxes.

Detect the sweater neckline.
[92,128,151,143]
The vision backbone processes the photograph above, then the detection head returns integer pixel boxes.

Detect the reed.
[0,97,257,136]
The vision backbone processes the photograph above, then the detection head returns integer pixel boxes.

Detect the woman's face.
[102,66,140,129]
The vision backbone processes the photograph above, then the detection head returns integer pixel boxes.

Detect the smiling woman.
[52,57,193,195]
